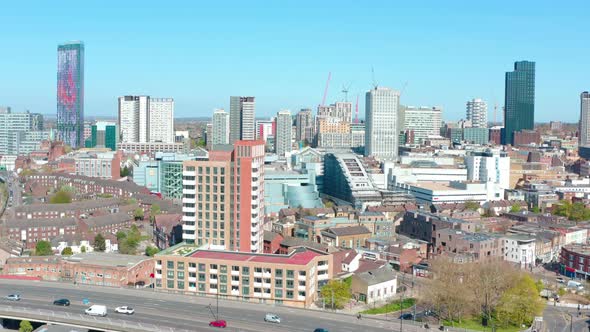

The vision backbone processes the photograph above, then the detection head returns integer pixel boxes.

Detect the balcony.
[231,270,239,276]
[182,180,195,186]
[318,264,329,271]
[155,272,162,279]
[262,293,271,299]
[210,289,218,294]
[254,272,262,278]
[231,280,239,286]
[188,277,197,282]
[253,292,262,298]
[155,262,162,269]
[253,282,262,287]
[183,197,196,204]
[318,273,329,281]
[182,215,196,222]
[210,268,218,274]
[297,295,306,301]
[231,290,239,296]
[210,279,218,284]
[184,189,196,195]
[188,267,197,273]
[182,206,196,213]
[298,285,306,291]
[263,271,271,278]
[262,283,271,289]
[298,274,306,281]
[184,171,196,177]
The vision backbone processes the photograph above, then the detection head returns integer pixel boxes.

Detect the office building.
[229,96,256,143]
[74,151,121,180]
[296,109,314,143]
[155,245,332,308]
[365,87,400,159]
[275,110,292,157]
[118,96,174,144]
[212,109,230,145]
[89,121,118,151]
[398,106,442,144]
[580,92,590,146]
[465,149,510,190]
[503,61,535,145]
[466,98,487,128]
[0,109,50,156]
[317,102,353,123]
[182,140,266,253]
[117,142,186,154]
[264,167,323,215]
[56,41,84,148]
[463,127,490,145]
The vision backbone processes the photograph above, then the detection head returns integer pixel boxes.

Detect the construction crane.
[341,83,352,102]
[320,72,332,107]
[371,67,378,89]
[354,94,360,124]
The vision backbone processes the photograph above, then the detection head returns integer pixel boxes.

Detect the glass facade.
[502,61,535,145]
[57,42,84,148]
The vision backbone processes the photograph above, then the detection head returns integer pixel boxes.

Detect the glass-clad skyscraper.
[502,61,535,145]
[57,41,84,148]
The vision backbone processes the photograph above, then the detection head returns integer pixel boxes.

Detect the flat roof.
[64,252,150,268]
[190,248,323,265]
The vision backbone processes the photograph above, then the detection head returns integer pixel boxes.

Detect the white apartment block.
[118,96,174,144]
[365,87,400,160]
[464,149,510,190]
[275,110,292,157]
[398,106,442,144]
[580,92,590,146]
[229,96,256,143]
[466,98,487,128]
[501,235,536,269]
[212,109,230,145]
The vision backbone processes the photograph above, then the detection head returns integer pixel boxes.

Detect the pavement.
[0,278,447,332]
[543,304,590,332]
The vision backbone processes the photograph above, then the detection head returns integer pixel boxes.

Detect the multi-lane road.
[0,279,436,332]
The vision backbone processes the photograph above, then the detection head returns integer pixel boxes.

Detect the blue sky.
[0,1,587,121]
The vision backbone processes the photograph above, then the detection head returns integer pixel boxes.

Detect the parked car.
[399,313,414,320]
[556,277,566,284]
[209,320,227,328]
[5,294,20,301]
[264,313,281,323]
[53,299,70,306]
[85,305,107,317]
[115,306,135,315]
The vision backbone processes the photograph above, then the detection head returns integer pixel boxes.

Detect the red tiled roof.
[190,249,322,265]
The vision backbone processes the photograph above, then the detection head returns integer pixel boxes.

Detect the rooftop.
[354,266,397,286]
[189,247,324,265]
[64,252,151,268]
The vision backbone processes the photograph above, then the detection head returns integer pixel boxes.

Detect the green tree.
[324,200,334,208]
[19,320,33,332]
[510,203,521,213]
[464,201,481,211]
[534,279,544,293]
[49,190,72,204]
[35,240,53,256]
[570,202,590,221]
[320,280,351,309]
[145,246,159,257]
[116,230,127,241]
[61,247,73,256]
[81,245,87,253]
[94,233,106,252]
[496,274,545,328]
[134,207,144,220]
[150,204,161,222]
[532,206,541,213]
[120,165,130,178]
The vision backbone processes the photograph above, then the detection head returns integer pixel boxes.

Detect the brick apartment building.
[155,245,332,308]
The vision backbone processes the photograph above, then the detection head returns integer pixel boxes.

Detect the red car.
[209,320,227,328]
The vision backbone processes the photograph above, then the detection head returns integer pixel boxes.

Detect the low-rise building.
[3,217,78,249]
[4,252,154,287]
[154,244,332,308]
[501,234,536,269]
[434,229,502,262]
[320,226,372,249]
[0,238,24,267]
[351,266,397,304]
[153,214,183,250]
[559,244,590,279]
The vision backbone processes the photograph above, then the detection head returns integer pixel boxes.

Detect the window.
[177,271,185,279]
[198,283,205,291]
[210,264,218,270]
[275,269,283,277]
[275,289,283,298]
[286,290,294,299]
[199,273,206,281]
[220,285,227,294]
[242,266,250,274]
[242,287,249,295]
[167,261,174,269]
[220,275,227,283]
[232,266,240,272]
[286,280,294,289]
[177,262,185,270]
[275,279,283,287]
[177,281,185,289]
[220,265,227,273]
[167,271,174,279]
[167,280,174,289]
[298,291,305,297]
[242,276,250,285]
[286,270,294,278]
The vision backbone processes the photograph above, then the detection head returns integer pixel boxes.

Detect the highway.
[0,279,436,332]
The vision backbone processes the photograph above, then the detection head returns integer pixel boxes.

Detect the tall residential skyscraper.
[118,96,174,143]
[466,98,488,128]
[275,110,292,157]
[502,61,535,145]
[580,92,590,146]
[182,140,265,253]
[212,109,230,145]
[296,109,314,143]
[365,87,400,160]
[229,96,255,143]
[57,41,84,148]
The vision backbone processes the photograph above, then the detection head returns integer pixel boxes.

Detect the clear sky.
[0,1,587,122]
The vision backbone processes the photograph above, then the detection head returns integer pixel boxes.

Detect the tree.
[19,320,33,332]
[320,280,351,309]
[145,246,159,257]
[532,206,541,213]
[94,233,106,252]
[61,247,73,256]
[552,200,590,221]
[464,201,481,211]
[35,240,53,256]
[510,203,522,213]
[81,245,87,253]
[150,204,161,222]
[422,257,474,323]
[495,274,545,328]
[134,207,144,220]
[324,200,334,208]
[120,165,130,178]
[116,230,127,241]
[49,190,72,204]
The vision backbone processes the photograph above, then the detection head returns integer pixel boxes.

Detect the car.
[264,313,281,323]
[313,329,329,332]
[209,320,227,328]
[556,277,566,284]
[115,306,135,315]
[53,299,70,306]
[399,313,414,320]
[5,294,20,301]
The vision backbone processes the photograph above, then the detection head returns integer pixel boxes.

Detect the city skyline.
[0,1,588,122]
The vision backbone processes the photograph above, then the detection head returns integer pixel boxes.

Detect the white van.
[264,313,281,323]
[85,305,107,317]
